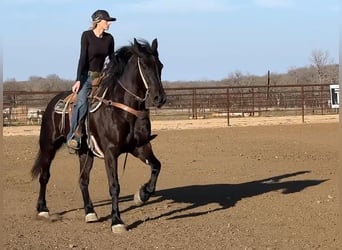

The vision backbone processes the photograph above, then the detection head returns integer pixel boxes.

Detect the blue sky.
[2,0,339,82]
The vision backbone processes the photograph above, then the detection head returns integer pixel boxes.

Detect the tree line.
[4,50,338,92]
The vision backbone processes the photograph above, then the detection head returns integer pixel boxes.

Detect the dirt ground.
[3,116,339,249]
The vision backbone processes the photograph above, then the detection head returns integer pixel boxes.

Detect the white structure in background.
[329,84,339,108]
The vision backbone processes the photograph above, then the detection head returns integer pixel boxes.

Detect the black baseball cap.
[91,10,116,22]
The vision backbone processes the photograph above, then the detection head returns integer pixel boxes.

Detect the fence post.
[320,85,324,115]
[301,86,305,123]
[226,87,230,126]
[191,88,197,119]
[252,87,255,116]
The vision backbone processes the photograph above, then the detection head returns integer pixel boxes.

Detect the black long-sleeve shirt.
[76,30,114,81]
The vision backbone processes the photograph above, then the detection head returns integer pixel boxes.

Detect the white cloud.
[116,0,240,14]
[253,0,294,8]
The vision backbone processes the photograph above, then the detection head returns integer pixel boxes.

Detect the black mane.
[101,39,155,89]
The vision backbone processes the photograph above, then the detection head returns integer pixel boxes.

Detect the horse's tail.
[31,150,43,179]
[31,90,70,180]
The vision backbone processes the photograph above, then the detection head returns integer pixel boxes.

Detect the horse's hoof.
[37,211,50,219]
[134,190,144,206]
[111,224,127,233]
[85,213,98,223]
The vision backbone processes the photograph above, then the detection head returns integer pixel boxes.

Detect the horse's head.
[102,38,167,108]
[130,38,166,108]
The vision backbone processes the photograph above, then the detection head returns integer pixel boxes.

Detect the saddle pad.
[88,135,105,158]
[85,119,104,158]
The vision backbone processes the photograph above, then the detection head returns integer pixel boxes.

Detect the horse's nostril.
[154,95,166,107]
[154,96,160,103]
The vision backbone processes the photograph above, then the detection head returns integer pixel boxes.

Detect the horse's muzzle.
[154,94,167,108]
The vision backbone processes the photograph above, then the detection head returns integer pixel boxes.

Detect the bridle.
[117,57,150,102]
[92,56,157,119]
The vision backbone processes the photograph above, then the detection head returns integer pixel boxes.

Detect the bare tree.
[29,76,44,81]
[5,78,16,82]
[229,70,244,86]
[309,49,333,83]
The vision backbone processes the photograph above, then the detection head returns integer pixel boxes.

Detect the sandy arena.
[3,115,338,249]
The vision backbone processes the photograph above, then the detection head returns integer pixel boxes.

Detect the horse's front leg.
[104,146,127,233]
[78,150,98,223]
[132,143,161,206]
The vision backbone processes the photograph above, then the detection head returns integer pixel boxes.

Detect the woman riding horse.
[31,38,166,233]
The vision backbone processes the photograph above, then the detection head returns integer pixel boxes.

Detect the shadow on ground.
[56,170,326,229]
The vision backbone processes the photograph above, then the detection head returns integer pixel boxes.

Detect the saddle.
[54,74,104,114]
[54,76,106,158]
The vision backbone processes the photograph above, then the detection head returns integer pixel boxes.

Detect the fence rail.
[3,83,338,126]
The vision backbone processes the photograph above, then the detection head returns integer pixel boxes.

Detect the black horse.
[31,38,166,233]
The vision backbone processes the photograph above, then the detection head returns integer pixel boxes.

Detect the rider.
[67,10,116,150]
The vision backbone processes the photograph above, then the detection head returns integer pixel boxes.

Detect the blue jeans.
[67,74,92,141]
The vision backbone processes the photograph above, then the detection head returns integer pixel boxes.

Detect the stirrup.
[67,138,80,150]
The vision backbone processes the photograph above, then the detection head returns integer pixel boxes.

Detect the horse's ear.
[134,38,143,50]
[152,38,158,51]
[133,38,144,56]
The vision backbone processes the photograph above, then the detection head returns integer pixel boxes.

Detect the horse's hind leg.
[78,150,98,223]
[32,144,59,219]
[132,143,161,206]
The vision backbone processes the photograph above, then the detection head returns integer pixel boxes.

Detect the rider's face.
[98,20,111,30]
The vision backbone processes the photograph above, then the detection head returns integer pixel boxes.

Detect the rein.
[137,57,149,90]
[117,57,150,102]
[117,79,148,102]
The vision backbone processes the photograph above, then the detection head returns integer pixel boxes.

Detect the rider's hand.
[72,81,81,93]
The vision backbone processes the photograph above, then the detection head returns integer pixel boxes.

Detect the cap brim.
[105,17,116,21]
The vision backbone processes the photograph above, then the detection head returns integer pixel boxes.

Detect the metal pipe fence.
[3,83,338,126]
[149,84,337,125]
